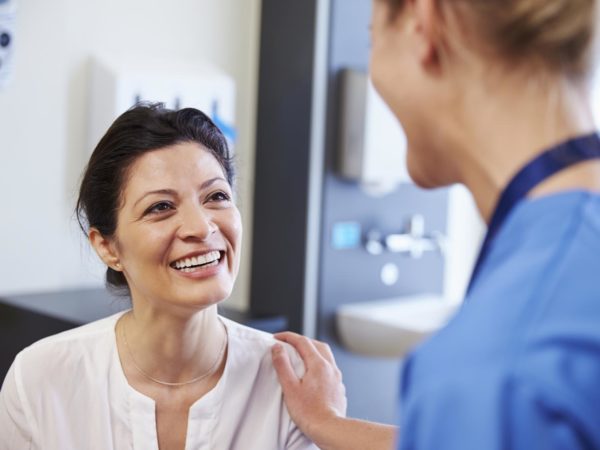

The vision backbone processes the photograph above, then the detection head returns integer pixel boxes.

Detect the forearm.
[310,416,397,450]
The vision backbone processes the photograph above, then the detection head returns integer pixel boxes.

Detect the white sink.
[336,294,461,358]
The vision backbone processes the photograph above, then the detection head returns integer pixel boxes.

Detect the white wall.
[0,0,261,310]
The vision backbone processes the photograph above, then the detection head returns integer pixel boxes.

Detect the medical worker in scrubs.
[271,0,600,448]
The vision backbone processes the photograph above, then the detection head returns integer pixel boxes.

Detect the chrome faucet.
[365,214,446,258]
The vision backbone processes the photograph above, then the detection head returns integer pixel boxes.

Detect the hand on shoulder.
[271,332,347,446]
[271,332,397,450]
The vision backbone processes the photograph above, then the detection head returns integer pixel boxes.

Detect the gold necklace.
[121,314,227,387]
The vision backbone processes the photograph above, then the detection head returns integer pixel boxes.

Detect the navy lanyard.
[466,132,600,296]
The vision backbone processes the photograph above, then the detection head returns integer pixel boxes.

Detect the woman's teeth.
[173,251,221,270]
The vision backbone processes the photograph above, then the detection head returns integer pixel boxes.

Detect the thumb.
[272,343,300,393]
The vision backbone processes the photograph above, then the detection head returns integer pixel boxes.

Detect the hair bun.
[472,0,597,76]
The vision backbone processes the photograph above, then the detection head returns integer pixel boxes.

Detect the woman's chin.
[164,283,233,311]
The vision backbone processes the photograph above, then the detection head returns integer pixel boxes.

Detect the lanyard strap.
[466,132,600,296]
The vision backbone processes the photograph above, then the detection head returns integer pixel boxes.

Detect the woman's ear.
[410,0,443,70]
[89,228,122,271]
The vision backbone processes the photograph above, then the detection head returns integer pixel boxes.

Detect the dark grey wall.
[250,0,318,332]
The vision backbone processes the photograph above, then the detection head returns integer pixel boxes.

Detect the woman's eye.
[209,191,231,202]
[146,201,174,214]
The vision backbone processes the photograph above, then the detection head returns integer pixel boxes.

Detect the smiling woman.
[87,140,241,312]
[0,104,317,450]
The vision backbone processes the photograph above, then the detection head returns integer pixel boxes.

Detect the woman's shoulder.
[221,316,274,344]
[14,312,124,377]
[216,318,315,449]
[220,317,306,377]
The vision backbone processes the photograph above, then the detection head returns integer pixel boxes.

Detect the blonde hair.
[385,0,598,77]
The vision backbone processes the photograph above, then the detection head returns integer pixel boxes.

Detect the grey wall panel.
[250,0,318,331]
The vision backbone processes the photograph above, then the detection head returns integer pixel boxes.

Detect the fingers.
[273,331,323,365]
[271,343,300,392]
[275,331,337,367]
[312,340,336,366]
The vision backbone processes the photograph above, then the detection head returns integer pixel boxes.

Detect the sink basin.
[336,294,460,358]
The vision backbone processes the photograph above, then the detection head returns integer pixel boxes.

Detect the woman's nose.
[177,205,217,241]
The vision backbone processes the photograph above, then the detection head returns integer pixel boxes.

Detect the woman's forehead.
[124,143,227,195]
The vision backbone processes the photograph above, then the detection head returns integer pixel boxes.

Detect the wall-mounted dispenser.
[88,54,236,152]
[0,0,16,90]
[338,69,410,193]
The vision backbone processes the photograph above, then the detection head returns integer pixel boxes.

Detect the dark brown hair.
[76,103,234,295]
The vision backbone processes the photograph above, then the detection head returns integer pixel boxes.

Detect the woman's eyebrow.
[133,189,177,208]
[200,177,227,190]
[132,177,227,208]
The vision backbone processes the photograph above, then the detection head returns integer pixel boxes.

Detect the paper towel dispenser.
[338,69,410,193]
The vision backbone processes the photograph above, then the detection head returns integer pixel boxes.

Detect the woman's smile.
[170,249,226,278]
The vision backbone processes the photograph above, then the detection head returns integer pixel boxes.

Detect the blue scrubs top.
[398,191,600,449]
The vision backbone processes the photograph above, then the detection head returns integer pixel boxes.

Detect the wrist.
[307,414,347,450]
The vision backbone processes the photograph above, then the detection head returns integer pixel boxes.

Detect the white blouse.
[0,311,317,450]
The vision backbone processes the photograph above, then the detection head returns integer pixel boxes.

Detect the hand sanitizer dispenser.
[0,0,16,90]
[338,69,410,193]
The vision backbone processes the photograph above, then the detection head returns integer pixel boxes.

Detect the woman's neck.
[450,74,598,223]
[120,303,226,385]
